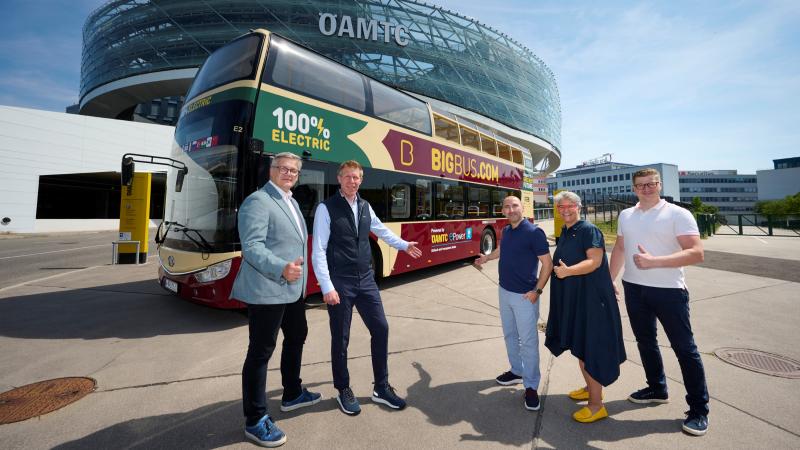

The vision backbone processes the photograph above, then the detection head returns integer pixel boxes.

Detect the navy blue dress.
[545,219,626,387]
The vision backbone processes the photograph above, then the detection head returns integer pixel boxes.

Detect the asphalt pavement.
[1,223,799,449]
[0,230,158,290]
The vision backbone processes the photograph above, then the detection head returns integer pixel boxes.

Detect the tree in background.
[691,196,719,215]
[758,191,800,220]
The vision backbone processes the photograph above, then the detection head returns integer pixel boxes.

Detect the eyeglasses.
[556,204,578,210]
[273,166,299,176]
[633,181,660,190]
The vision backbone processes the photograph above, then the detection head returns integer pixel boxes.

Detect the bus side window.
[359,167,388,221]
[435,180,464,220]
[291,162,327,234]
[468,185,489,218]
[369,80,432,135]
[389,184,410,220]
[264,35,367,112]
[415,179,432,220]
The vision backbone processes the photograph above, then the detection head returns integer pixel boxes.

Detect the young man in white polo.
[609,168,709,436]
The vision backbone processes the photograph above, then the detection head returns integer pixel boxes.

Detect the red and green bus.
[157,29,536,309]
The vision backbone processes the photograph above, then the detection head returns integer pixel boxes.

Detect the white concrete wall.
[0,106,175,233]
[757,167,800,201]
[33,219,163,233]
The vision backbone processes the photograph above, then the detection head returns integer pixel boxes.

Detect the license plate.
[163,278,178,293]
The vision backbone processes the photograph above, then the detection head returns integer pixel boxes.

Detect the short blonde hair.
[632,168,660,184]
[337,160,363,177]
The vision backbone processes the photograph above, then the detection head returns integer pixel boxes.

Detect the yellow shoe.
[568,388,603,400]
[573,406,608,423]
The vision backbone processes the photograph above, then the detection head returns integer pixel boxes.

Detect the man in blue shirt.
[312,160,422,416]
[475,196,553,410]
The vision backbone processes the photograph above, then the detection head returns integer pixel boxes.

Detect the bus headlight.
[194,260,232,283]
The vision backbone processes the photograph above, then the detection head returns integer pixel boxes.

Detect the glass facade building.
[81,0,562,159]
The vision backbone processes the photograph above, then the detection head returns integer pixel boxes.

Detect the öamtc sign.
[319,13,410,47]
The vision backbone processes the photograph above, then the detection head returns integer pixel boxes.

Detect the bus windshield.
[185,34,263,101]
[163,100,250,253]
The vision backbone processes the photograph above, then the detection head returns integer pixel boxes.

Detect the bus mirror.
[175,167,188,192]
[121,157,135,186]
[246,137,264,154]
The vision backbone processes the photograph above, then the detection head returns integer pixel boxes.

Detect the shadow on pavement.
[51,383,331,450]
[407,362,679,447]
[406,362,535,446]
[0,280,246,340]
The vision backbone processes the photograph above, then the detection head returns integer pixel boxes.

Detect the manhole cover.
[0,377,96,425]
[715,348,800,379]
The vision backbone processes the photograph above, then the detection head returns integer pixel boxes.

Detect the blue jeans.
[622,280,709,415]
[499,286,541,390]
[328,272,389,390]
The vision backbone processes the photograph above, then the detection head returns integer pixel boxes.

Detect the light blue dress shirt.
[312,191,409,294]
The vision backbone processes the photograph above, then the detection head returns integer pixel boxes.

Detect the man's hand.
[612,280,620,302]
[522,291,540,304]
[553,259,572,279]
[282,257,303,282]
[474,254,488,265]
[323,290,340,305]
[405,242,422,259]
[633,245,658,269]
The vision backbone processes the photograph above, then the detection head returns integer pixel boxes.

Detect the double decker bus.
[158,30,536,309]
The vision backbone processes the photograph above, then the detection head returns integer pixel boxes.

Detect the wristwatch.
[535,287,544,295]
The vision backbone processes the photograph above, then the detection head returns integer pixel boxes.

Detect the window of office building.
[626,173,631,180]
[602,176,606,182]
[613,175,618,182]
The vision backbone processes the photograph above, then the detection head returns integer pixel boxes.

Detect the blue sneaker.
[683,410,709,436]
[280,388,322,412]
[628,387,669,404]
[337,387,361,415]
[371,382,406,410]
[244,415,286,447]
[496,371,523,386]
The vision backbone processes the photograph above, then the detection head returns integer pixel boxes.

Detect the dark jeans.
[242,297,308,426]
[328,272,389,391]
[622,280,709,415]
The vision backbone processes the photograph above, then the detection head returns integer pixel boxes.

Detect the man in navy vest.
[312,160,422,416]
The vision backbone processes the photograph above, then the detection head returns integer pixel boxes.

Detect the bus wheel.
[481,228,495,255]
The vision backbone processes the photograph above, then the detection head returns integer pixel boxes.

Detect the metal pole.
[738,215,743,235]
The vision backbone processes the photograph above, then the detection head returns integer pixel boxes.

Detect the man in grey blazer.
[230,152,320,447]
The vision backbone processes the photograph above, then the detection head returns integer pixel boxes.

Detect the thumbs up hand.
[282,257,304,282]
[553,259,572,279]
[633,245,657,269]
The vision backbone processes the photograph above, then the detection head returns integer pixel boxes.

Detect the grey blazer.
[230,182,308,305]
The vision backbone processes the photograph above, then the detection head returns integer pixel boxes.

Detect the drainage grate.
[715,348,800,379]
[0,377,96,425]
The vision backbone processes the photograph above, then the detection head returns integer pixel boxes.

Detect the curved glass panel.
[369,80,431,135]
[185,34,263,101]
[163,100,250,253]
[264,35,367,112]
[82,0,561,151]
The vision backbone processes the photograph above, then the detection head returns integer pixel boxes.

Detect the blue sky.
[0,0,798,173]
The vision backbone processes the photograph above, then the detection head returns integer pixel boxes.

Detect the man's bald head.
[503,196,522,207]
[502,195,524,226]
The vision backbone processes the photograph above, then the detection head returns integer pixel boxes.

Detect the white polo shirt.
[617,199,700,289]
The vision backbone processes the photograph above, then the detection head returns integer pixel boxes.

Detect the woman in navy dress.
[545,191,626,423]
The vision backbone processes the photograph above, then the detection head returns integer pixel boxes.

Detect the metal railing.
[715,215,800,237]
[532,207,554,221]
